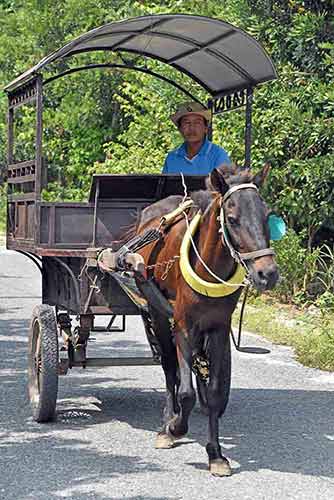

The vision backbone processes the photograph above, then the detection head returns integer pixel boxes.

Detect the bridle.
[178,180,276,296]
[219,183,275,267]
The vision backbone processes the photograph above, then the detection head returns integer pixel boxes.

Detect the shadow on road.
[1,316,333,498]
[85,385,334,479]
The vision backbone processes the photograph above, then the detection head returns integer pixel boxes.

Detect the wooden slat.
[36,245,94,254]
[7,193,35,201]
[7,160,36,184]
[6,238,36,253]
[9,94,36,110]
[48,206,56,246]
[7,174,36,184]
[8,159,35,169]
[39,202,94,208]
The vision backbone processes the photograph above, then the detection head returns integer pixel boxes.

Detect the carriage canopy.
[5,14,277,96]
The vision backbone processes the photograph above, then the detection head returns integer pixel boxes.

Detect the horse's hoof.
[166,420,187,440]
[209,459,232,477]
[155,432,174,449]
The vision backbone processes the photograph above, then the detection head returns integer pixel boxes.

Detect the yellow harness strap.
[160,199,194,227]
[179,212,246,297]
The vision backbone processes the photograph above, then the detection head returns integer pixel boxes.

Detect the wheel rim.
[30,318,42,404]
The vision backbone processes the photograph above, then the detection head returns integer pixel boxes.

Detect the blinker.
[268,214,286,241]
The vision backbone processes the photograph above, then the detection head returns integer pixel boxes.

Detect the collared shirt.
[162,138,230,175]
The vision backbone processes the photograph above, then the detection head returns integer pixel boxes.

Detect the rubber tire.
[196,334,231,417]
[28,305,59,423]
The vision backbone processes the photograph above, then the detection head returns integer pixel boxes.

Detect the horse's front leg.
[166,330,196,439]
[206,328,232,477]
[155,349,180,449]
[148,312,180,450]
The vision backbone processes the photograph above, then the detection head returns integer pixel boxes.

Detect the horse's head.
[210,164,279,291]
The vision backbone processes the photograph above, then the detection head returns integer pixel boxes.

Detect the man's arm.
[162,154,170,173]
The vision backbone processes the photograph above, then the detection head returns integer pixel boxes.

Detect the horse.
[134,163,279,476]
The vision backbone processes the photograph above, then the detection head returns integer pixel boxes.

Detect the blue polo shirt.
[162,138,230,175]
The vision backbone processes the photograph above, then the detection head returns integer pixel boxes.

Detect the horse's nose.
[257,265,279,290]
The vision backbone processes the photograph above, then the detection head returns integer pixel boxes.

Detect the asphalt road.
[0,247,334,500]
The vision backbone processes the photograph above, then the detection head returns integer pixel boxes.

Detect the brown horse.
[135,163,279,476]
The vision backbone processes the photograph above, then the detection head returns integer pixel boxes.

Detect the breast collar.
[179,183,275,297]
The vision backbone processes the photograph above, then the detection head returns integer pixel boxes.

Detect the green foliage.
[89,74,184,177]
[234,295,334,371]
[313,245,334,335]
[272,229,320,302]
[0,0,334,317]
[315,244,334,294]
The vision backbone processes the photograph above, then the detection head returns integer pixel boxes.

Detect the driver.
[162,101,230,175]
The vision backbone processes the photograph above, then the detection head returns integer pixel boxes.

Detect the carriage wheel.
[28,305,59,422]
[196,335,231,416]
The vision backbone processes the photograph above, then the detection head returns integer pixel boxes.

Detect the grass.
[233,293,334,372]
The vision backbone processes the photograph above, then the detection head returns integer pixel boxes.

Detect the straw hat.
[170,101,212,127]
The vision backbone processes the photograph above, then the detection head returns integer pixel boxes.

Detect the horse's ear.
[253,162,271,187]
[209,168,229,195]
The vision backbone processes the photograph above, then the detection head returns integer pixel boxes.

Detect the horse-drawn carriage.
[5,14,279,476]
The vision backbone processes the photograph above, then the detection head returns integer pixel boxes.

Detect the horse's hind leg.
[206,328,232,477]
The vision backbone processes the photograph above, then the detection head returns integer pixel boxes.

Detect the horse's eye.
[227,216,238,226]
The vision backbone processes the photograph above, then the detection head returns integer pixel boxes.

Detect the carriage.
[5,14,278,475]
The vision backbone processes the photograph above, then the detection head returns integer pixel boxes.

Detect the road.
[0,247,334,500]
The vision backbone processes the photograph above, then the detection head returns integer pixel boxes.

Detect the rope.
[230,284,250,349]
[180,172,188,203]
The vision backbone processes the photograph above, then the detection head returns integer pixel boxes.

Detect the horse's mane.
[189,189,214,213]
[212,163,253,186]
[190,163,253,212]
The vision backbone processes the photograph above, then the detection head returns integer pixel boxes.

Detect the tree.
[0,0,333,251]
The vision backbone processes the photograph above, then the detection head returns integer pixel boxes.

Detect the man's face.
[179,114,208,144]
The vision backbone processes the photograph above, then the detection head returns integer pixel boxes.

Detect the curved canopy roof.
[5,14,277,95]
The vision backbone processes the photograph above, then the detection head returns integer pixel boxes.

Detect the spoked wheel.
[196,334,231,416]
[28,305,59,422]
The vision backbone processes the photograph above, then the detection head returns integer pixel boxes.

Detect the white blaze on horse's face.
[222,185,279,291]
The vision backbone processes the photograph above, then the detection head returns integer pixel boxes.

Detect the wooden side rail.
[8,79,37,110]
[7,160,36,184]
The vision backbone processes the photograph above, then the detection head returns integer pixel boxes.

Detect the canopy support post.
[244,87,253,168]
[35,76,43,245]
[207,99,213,141]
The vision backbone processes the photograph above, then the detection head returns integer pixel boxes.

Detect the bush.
[271,228,320,303]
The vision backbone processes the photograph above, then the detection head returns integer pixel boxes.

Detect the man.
[162,101,230,175]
